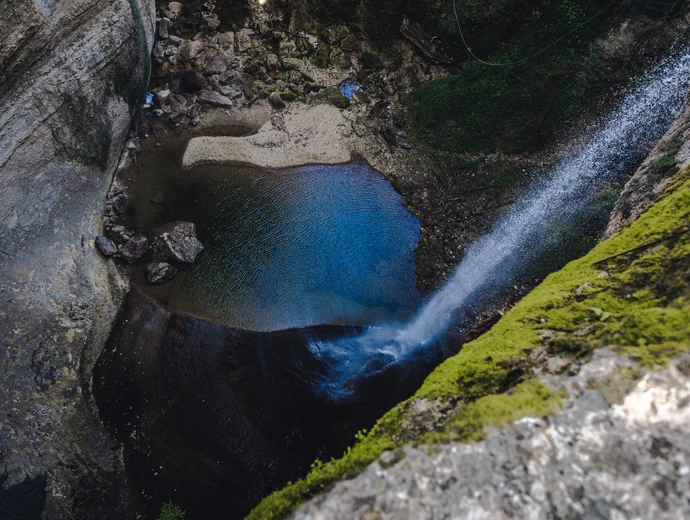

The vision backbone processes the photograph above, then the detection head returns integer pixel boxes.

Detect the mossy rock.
[360,50,384,70]
[313,55,330,69]
[279,91,298,102]
[268,91,286,109]
[321,87,351,109]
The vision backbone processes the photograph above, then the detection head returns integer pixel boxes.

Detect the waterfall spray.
[312,45,690,401]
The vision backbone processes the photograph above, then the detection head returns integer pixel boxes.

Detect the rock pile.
[97,184,203,284]
[146,1,401,128]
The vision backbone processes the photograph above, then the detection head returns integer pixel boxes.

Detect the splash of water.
[313,45,690,401]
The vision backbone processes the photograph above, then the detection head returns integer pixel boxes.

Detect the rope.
[453,0,617,67]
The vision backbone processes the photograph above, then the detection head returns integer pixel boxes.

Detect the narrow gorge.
[2,1,690,520]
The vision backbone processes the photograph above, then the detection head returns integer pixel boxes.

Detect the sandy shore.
[183,104,353,169]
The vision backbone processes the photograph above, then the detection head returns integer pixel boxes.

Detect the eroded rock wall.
[0,1,155,518]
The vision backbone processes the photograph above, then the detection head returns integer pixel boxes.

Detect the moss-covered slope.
[246,162,690,520]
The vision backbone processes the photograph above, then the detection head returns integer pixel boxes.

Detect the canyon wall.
[0,1,155,518]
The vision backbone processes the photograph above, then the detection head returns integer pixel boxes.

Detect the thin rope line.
[453,0,617,67]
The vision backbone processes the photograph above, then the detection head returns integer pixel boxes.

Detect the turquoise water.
[130,160,421,331]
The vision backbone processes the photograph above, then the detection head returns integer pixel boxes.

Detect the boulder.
[181,69,206,93]
[94,236,117,256]
[236,29,255,53]
[167,1,183,18]
[146,262,178,284]
[205,53,229,75]
[158,222,204,264]
[279,91,298,102]
[321,87,351,109]
[118,234,149,264]
[281,57,304,70]
[198,90,234,108]
[179,39,205,61]
[269,91,286,109]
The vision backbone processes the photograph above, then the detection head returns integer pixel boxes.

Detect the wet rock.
[218,70,245,99]
[94,236,117,256]
[198,90,234,108]
[118,234,149,264]
[146,262,178,284]
[269,91,286,109]
[181,69,206,93]
[199,17,220,32]
[158,222,204,264]
[205,53,229,75]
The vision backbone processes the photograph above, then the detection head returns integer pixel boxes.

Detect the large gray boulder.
[157,221,204,264]
[0,0,155,518]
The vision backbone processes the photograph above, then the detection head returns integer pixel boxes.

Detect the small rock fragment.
[95,236,117,256]
[199,17,221,32]
[197,90,234,108]
[146,262,178,284]
[181,69,206,93]
[151,192,166,204]
[205,53,229,75]
[118,234,149,264]
[281,57,304,70]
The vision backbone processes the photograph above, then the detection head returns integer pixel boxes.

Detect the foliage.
[359,50,384,70]
[406,0,622,153]
[157,500,186,520]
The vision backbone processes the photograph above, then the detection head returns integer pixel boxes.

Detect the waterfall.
[312,44,690,401]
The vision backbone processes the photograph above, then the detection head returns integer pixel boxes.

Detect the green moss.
[422,380,564,444]
[156,501,185,520]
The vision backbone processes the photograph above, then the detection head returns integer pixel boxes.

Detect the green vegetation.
[359,50,384,70]
[247,163,690,520]
[157,501,186,520]
[406,0,686,153]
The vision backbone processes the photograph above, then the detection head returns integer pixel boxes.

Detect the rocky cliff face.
[0,1,155,518]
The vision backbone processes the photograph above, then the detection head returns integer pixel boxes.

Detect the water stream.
[313,45,690,400]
